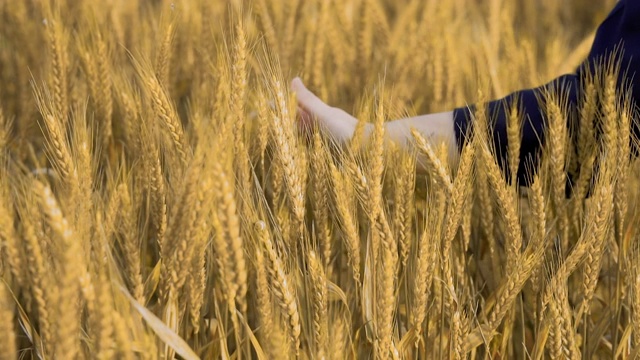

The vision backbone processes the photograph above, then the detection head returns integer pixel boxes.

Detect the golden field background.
[0,0,637,358]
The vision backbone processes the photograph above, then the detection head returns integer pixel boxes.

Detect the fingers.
[291,77,358,144]
[296,105,313,131]
[296,106,315,144]
[292,78,317,129]
[291,77,331,114]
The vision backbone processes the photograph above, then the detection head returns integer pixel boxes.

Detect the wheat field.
[1,0,638,358]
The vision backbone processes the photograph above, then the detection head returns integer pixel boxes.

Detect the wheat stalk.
[0,2,636,358]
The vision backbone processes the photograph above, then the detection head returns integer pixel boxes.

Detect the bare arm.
[292,77,459,170]
[383,111,459,169]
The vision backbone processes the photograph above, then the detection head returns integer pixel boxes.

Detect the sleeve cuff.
[452,105,476,152]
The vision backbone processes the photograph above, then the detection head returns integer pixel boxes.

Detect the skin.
[291,77,460,169]
[291,1,624,171]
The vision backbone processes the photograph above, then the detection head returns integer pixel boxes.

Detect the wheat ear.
[256,221,301,356]
[0,177,23,287]
[45,14,69,122]
[35,181,82,359]
[308,250,329,358]
[0,280,16,360]
[311,129,333,269]
[329,162,361,286]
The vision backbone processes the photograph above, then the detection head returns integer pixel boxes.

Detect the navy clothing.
[453,0,640,186]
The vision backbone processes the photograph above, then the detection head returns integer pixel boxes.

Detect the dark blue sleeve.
[452,74,579,186]
[453,0,640,187]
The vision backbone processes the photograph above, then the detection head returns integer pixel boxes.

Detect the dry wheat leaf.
[120,286,200,360]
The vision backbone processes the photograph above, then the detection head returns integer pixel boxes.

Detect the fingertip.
[293,77,311,94]
[292,80,317,107]
[291,77,302,90]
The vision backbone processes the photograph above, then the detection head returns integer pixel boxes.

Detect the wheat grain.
[633,266,640,347]
[411,128,453,194]
[485,247,543,334]
[45,15,69,122]
[212,156,248,314]
[393,149,415,269]
[544,176,614,310]
[155,19,175,88]
[451,311,464,359]
[410,193,444,341]
[308,250,328,358]
[145,73,189,167]
[112,311,134,360]
[186,225,209,334]
[39,112,75,183]
[256,0,280,56]
[117,183,144,303]
[506,98,521,186]
[254,239,274,341]
[528,172,547,294]
[20,198,53,350]
[94,279,115,358]
[0,280,16,360]
[0,2,635,358]
[282,0,300,70]
[329,162,361,286]
[270,79,305,238]
[256,221,301,355]
[441,143,474,314]
[358,0,373,81]
[0,178,23,287]
[95,36,113,144]
[375,228,396,359]
[35,181,82,359]
[482,143,522,274]
[160,157,202,303]
[150,152,167,251]
[545,95,569,252]
[312,129,333,269]
[577,79,597,167]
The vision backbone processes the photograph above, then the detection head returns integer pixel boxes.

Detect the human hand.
[291,77,360,144]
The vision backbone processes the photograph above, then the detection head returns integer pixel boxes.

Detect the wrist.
[389,111,459,169]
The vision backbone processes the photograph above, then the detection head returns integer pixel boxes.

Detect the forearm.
[366,111,459,171]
